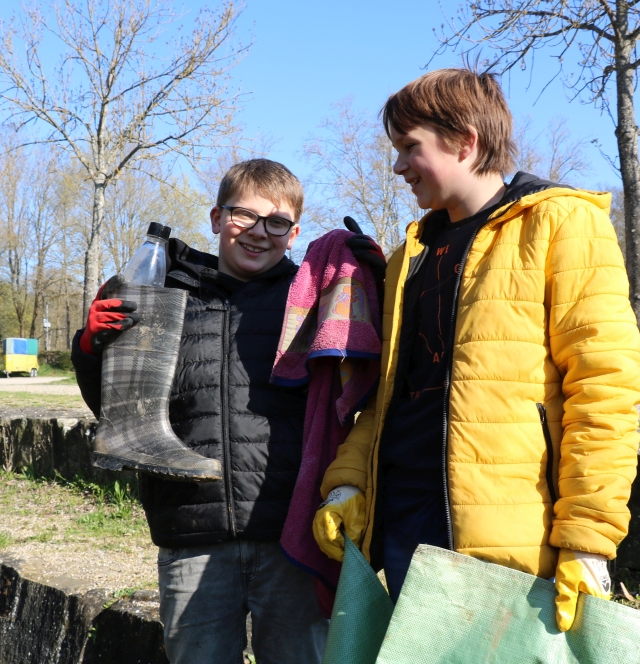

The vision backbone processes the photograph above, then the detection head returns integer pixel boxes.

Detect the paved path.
[0,376,81,395]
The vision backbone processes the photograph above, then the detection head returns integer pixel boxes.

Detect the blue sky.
[229,0,622,191]
[0,0,626,196]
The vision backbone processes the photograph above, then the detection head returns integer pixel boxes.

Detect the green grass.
[0,530,14,548]
[102,587,142,610]
[35,364,76,378]
[0,391,88,411]
[0,470,149,550]
[0,469,157,594]
[54,375,79,385]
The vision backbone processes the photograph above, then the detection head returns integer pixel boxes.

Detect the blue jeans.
[384,534,419,604]
[384,529,449,604]
[158,541,329,664]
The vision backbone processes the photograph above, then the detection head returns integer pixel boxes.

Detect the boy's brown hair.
[382,68,516,176]
[217,158,304,223]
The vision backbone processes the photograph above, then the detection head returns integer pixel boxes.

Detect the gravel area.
[0,545,157,595]
[0,377,95,419]
[0,402,95,420]
[0,376,82,394]
[0,473,157,596]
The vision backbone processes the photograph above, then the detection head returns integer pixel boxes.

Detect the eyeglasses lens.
[231,209,257,226]
[231,208,291,236]
[265,218,291,236]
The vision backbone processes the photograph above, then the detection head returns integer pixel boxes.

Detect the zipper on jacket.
[536,403,558,505]
[441,226,485,551]
[221,301,237,538]
[364,243,436,555]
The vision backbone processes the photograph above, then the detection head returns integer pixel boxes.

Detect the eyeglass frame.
[219,205,297,237]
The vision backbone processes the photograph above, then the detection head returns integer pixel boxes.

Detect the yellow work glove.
[555,549,611,631]
[313,485,365,562]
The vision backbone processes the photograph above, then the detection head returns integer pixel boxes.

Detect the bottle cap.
[147,223,172,240]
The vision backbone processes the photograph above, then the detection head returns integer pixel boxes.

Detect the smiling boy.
[313,69,640,633]
[73,159,328,663]
[211,190,299,280]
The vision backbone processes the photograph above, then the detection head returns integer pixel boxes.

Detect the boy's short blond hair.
[382,68,516,176]
[216,158,304,223]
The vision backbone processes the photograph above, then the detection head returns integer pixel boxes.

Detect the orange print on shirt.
[433,350,445,363]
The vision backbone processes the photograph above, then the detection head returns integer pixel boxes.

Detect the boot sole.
[91,452,222,482]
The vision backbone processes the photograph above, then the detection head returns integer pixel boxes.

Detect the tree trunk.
[28,262,43,340]
[83,180,107,320]
[616,6,640,321]
[28,293,39,340]
[615,3,640,572]
[65,275,71,351]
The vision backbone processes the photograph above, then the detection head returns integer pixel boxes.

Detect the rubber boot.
[92,283,222,482]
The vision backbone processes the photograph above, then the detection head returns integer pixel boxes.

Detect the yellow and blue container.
[2,338,39,377]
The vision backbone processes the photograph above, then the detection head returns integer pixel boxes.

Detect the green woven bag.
[322,535,393,664]
[377,544,640,664]
[323,539,640,663]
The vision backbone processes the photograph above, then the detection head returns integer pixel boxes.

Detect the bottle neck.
[145,235,167,246]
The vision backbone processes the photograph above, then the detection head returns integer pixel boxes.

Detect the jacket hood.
[490,171,611,222]
[409,172,612,246]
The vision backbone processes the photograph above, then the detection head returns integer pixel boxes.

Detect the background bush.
[38,351,74,372]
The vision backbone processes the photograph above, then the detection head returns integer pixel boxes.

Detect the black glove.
[343,216,387,283]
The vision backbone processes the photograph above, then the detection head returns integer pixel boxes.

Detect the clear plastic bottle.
[123,223,171,287]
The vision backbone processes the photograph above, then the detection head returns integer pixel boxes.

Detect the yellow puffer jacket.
[321,178,640,579]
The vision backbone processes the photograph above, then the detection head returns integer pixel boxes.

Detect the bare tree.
[153,176,215,254]
[514,117,545,176]
[0,138,34,337]
[27,151,60,339]
[303,99,419,256]
[0,0,247,317]
[102,167,214,273]
[434,0,640,318]
[53,159,108,347]
[102,169,165,274]
[514,116,591,183]
[0,138,71,342]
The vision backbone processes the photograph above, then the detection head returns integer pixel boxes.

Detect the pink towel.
[271,229,381,615]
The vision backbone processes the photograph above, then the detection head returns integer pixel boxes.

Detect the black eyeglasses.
[220,205,296,237]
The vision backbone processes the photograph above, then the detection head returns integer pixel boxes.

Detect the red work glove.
[79,274,140,354]
[343,216,386,283]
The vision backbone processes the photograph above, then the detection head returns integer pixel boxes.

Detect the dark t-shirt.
[380,196,506,547]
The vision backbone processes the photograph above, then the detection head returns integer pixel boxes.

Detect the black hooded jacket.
[72,238,306,548]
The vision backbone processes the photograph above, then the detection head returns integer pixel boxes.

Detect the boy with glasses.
[73,159,328,663]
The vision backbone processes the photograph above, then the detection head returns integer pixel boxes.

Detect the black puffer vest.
[72,238,306,548]
[139,239,306,547]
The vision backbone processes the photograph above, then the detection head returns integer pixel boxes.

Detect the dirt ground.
[0,471,157,596]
